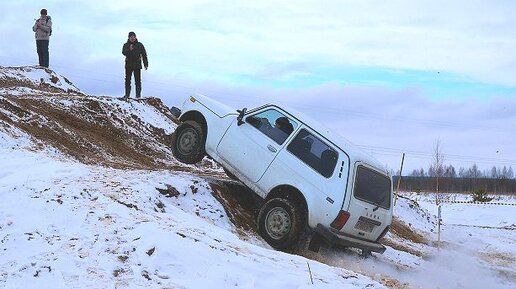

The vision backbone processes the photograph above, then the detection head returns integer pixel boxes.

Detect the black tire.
[257,197,305,250]
[171,120,205,164]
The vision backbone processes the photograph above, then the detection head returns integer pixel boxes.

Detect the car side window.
[246,109,297,145]
[287,128,338,178]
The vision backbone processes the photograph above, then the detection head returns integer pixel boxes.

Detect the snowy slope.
[1,66,515,289]
[0,66,82,95]
[0,127,385,289]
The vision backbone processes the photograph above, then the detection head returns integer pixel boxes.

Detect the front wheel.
[171,120,205,164]
[257,198,305,250]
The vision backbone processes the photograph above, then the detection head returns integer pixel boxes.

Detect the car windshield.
[353,166,392,209]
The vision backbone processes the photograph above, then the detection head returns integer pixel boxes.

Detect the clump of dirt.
[390,217,429,245]
[380,217,430,257]
[144,97,181,125]
[380,276,414,289]
[156,185,181,198]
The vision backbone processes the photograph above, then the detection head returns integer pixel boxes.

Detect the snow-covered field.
[400,194,515,288]
[2,122,515,289]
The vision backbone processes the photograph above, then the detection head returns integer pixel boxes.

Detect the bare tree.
[469,164,482,178]
[431,138,445,205]
[501,166,509,179]
[490,166,499,178]
[444,165,456,178]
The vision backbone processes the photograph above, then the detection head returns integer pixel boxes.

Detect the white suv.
[171,94,393,255]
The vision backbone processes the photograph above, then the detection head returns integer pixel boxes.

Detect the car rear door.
[344,164,393,239]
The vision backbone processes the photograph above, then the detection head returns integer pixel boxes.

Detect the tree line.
[409,164,514,179]
[394,164,516,194]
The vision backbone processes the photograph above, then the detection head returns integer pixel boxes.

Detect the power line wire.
[358,145,516,166]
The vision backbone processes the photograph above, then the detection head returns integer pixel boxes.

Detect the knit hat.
[128,31,136,38]
[40,9,47,15]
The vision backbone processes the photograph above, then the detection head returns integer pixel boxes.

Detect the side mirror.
[236,108,247,126]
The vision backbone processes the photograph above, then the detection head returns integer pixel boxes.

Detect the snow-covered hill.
[1,66,514,289]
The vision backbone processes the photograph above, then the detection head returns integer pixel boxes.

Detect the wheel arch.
[179,110,207,139]
[266,185,309,226]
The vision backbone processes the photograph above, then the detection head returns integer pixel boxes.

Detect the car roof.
[257,102,388,175]
[194,93,389,176]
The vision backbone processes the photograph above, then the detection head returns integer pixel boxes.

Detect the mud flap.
[170,106,181,119]
[308,232,323,252]
[360,249,372,258]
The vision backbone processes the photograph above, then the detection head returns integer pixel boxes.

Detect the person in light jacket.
[32,8,52,68]
[122,31,148,100]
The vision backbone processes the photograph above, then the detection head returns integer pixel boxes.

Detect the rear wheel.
[257,197,305,250]
[171,120,205,164]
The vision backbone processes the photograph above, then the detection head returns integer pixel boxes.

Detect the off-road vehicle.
[171,94,393,254]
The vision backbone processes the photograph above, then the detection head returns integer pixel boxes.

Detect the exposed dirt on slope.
[1,92,185,170]
[210,181,263,237]
[390,217,429,245]
[1,66,194,170]
[382,217,430,257]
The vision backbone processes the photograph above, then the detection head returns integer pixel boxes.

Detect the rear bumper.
[314,223,386,254]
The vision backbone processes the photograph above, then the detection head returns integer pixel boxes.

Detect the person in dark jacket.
[275,117,294,135]
[32,8,52,68]
[270,116,294,144]
[122,31,148,100]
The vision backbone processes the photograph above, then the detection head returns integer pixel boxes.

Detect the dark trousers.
[125,67,142,97]
[36,40,49,68]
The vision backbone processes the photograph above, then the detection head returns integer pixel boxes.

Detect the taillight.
[377,225,390,241]
[330,210,350,230]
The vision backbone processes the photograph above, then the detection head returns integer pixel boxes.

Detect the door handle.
[267,144,277,153]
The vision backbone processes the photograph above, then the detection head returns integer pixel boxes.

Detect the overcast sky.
[1,0,515,175]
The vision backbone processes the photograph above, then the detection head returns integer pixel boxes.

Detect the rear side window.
[353,166,392,209]
[287,128,338,178]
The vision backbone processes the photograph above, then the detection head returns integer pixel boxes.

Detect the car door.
[345,164,393,239]
[216,107,297,183]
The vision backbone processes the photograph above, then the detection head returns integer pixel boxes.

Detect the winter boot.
[136,87,142,99]
[124,85,131,101]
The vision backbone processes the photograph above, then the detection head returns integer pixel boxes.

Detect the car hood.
[193,94,238,117]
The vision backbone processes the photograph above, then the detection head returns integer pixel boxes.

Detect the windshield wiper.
[372,194,387,212]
